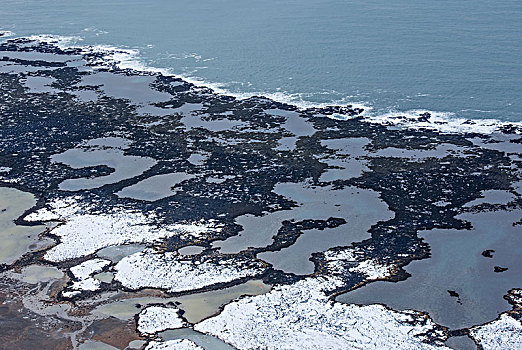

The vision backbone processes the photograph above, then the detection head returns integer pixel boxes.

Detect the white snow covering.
[137,306,185,335]
[63,258,111,297]
[70,258,111,280]
[25,197,219,262]
[114,250,264,293]
[470,314,522,350]
[348,259,394,280]
[322,249,358,274]
[25,196,84,222]
[195,277,448,350]
[321,248,394,281]
[145,339,203,350]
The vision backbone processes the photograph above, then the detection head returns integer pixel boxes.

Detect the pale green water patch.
[93,280,271,324]
[19,265,64,284]
[78,340,118,350]
[178,246,205,256]
[94,272,114,284]
[127,339,147,349]
[160,328,235,350]
[0,187,49,265]
[96,244,145,263]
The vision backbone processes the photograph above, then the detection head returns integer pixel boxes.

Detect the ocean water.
[2,0,521,122]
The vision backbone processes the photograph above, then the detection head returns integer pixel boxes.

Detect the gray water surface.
[256,183,393,275]
[116,172,195,201]
[215,182,393,275]
[52,137,157,191]
[337,209,522,329]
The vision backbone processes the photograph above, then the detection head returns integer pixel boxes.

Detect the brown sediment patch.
[81,317,142,349]
[0,286,75,350]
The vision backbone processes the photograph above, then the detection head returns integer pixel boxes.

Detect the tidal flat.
[0,36,521,349]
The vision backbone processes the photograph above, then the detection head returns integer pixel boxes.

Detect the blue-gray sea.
[2,0,521,121]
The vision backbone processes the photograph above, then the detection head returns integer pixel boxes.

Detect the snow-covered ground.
[195,277,448,350]
[114,249,265,293]
[469,314,522,350]
[137,306,186,335]
[62,258,110,297]
[469,289,522,350]
[25,197,220,262]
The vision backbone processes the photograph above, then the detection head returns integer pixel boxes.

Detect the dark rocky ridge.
[0,37,521,348]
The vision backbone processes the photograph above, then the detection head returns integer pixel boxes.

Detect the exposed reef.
[0,36,521,349]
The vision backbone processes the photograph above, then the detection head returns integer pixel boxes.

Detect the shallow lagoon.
[116,172,195,201]
[52,137,156,191]
[0,187,49,265]
[337,209,522,329]
[216,181,393,275]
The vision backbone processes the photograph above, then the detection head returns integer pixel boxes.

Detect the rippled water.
[2,0,521,121]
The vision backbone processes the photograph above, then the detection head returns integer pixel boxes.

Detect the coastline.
[0,34,521,349]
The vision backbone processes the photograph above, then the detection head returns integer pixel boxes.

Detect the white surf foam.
[361,109,522,134]
[0,30,15,38]
[8,34,522,135]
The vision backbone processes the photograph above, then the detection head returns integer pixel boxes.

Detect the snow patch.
[469,314,522,350]
[322,248,394,281]
[114,250,265,293]
[26,197,220,262]
[63,258,110,297]
[348,259,394,280]
[137,306,185,335]
[195,277,448,350]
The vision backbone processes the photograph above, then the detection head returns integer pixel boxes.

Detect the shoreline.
[3,32,521,135]
[0,34,520,349]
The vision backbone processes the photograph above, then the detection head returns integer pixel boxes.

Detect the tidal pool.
[52,137,156,191]
[181,113,247,132]
[96,243,145,263]
[94,279,271,324]
[160,328,235,350]
[267,109,316,138]
[23,75,58,94]
[215,182,393,275]
[116,172,195,201]
[0,187,49,265]
[19,265,64,284]
[256,183,393,275]
[318,137,370,182]
[79,72,171,105]
[178,245,205,256]
[78,340,118,350]
[336,209,522,329]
